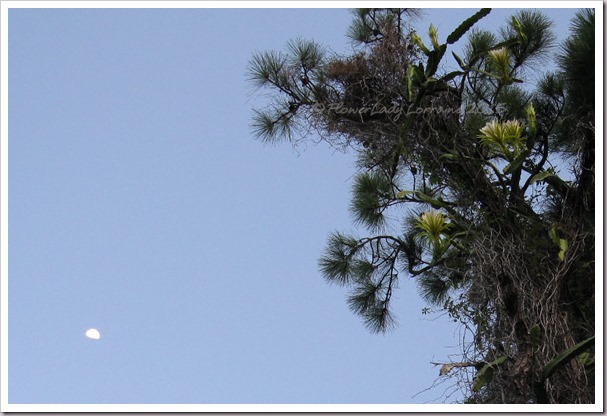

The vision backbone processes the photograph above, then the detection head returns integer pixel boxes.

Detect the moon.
[85,328,101,340]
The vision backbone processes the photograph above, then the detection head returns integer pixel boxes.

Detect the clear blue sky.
[6,3,581,408]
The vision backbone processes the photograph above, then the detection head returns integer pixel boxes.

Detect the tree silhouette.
[248,8,595,403]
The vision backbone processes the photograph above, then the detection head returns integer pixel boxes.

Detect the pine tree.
[248,8,595,404]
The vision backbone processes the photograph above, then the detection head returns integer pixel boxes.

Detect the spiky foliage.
[248,8,595,404]
[319,231,402,333]
[350,171,394,230]
[558,9,595,114]
[500,10,556,68]
[478,119,526,159]
[347,8,422,45]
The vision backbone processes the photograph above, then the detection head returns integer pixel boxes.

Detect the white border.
[0,0,8,412]
[593,5,604,414]
[0,403,603,412]
[0,0,604,9]
[1,1,603,413]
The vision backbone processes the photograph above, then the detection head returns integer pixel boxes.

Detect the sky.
[4,2,587,411]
